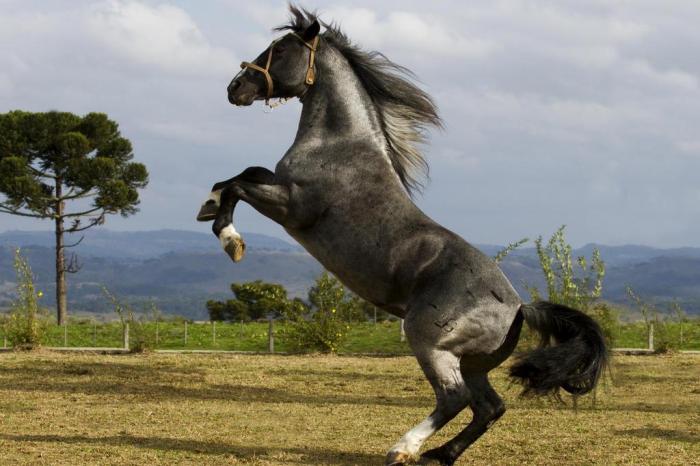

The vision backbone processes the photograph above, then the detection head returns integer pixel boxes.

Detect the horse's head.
[227,20,321,106]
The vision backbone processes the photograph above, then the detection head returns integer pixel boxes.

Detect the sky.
[1,0,699,248]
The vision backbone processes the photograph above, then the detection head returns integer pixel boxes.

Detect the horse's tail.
[509,301,608,396]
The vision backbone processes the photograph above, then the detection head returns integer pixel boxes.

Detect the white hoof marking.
[219,224,241,249]
[207,189,222,206]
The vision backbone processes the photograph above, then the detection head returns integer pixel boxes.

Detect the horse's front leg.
[196,167,291,262]
[212,187,246,262]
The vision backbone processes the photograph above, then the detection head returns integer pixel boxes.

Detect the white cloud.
[86,1,235,77]
[320,7,495,59]
[2,0,700,247]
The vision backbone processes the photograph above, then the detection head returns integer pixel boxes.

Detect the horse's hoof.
[196,200,218,222]
[224,236,246,262]
[417,457,444,466]
[385,451,413,466]
[418,450,452,466]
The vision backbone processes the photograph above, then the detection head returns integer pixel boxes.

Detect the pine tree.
[0,110,148,324]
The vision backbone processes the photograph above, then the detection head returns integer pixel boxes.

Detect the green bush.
[102,287,157,353]
[626,287,679,353]
[4,249,50,348]
[282,272,352,353]
[524,226,623,345]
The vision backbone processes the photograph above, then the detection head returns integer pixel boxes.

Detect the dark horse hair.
[276,6,442,195]
[510,301,609,397]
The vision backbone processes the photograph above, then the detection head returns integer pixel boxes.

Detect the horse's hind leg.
[386,348,471,465]
[386,311,474,465]
[420,374,505,466]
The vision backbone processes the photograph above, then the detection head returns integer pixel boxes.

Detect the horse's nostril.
[228,80,242,94]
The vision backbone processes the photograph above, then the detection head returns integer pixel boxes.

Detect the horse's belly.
[286,225,401,307]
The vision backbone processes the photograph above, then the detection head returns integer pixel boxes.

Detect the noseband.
[240,33,319,104]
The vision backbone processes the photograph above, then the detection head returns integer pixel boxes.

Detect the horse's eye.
[273,46,287,55]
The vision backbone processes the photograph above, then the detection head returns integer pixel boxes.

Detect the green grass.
[0,351,697,465]
[614,321,700,350]
[4,319,700,352]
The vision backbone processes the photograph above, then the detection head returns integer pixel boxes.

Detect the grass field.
[25,319,700,352]
[0,351,697,465]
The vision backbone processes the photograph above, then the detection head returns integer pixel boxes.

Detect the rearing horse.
[198,7,607,466]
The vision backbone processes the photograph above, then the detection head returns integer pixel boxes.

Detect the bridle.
[239,33,320,105]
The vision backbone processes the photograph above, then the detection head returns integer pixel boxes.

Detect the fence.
[1,319,698,353]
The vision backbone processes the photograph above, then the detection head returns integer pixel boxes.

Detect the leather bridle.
[239,33,319,104]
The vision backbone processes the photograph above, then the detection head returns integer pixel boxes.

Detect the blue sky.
[1,0,699,247]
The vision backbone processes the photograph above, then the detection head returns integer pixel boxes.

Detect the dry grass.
[0,351,698,465]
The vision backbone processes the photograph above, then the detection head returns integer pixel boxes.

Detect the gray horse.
[198,7,607,466]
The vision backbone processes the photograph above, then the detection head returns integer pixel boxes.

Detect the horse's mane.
[275,6,442,195]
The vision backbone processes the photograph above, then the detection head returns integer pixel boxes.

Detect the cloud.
[321,7,495,59]
[86,1,235,77]
[2,0,700,247]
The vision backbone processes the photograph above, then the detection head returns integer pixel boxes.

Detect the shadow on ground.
[0,359,431,407]
[615,427,699,444]
[0,433,379,465]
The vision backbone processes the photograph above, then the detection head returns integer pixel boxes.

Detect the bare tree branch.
[61,189,95,201]
[0,203,47,219]
[27,164,56,180]
[62,207,102,218]
[64,235,85,249]
[67,214,105,233]
[64,253,82,274]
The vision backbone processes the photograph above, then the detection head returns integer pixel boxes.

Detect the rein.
[240,33,319,106]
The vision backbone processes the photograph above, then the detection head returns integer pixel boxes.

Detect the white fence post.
[123,322,130,350]
[212,321,217,346]
[400,319,406,342]
[648,323,654,351]
[268,318,275,353]
[184,321,188,346]
[63,324,68,347]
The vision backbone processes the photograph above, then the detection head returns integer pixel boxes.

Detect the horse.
[197,7,608,466]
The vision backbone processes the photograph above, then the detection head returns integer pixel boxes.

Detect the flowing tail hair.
[510,301,609,396]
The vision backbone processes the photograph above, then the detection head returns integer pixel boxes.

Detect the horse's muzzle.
[227,79,256,106]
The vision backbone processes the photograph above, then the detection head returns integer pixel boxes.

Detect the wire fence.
[2,319,699,353]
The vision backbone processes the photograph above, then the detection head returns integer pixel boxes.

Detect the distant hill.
[0,229,301,258]
[1,229,699,319]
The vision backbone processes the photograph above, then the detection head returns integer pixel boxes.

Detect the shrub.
[523,226,621,348]
[4,249,50,348]
[626,287,677,352]
[282,272,352,353]
[528,225,605,310]
[102,287,156,353]
[208,281,292,322]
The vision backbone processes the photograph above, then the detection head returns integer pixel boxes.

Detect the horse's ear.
[302,20,320,41]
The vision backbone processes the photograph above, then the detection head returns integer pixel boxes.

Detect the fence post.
[400,319,406,342]
[123,322,130,350]
[184,321,188,346]
[155,321,159,346]
[64,324,68,347]
[268,318,275,353]
[212,321,217,346]
[648,323,654,351]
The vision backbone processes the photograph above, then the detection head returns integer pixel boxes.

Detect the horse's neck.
[293,47,385,151]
